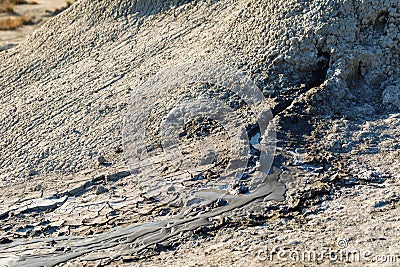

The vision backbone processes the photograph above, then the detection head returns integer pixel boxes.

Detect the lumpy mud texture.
[0,0,399,266]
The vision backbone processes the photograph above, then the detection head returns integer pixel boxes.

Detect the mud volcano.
[0,0,399,266]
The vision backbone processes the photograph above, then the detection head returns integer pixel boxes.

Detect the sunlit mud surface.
[0,0,399,265]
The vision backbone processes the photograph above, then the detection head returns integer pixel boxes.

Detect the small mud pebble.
[96,185,108,195]
[97,156,106,164]
[114,147,123,154]
[0,237,13,244]
[28,170,37,176]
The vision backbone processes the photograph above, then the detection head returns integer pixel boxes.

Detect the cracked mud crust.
[0,0,399,266]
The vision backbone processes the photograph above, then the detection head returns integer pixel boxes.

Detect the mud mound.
[0,0,399,266]
[0,0,398,178]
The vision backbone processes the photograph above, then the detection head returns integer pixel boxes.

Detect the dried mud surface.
[0,0,399,266]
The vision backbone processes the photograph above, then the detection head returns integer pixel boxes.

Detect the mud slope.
[0,0,399,266]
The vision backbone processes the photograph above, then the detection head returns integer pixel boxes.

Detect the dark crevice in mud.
[271,50,330,117]
[63,170,130,198]
[373,10,389,32]
[271,86,310,117]
[312,50,331,87]
[270,51,331,153]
